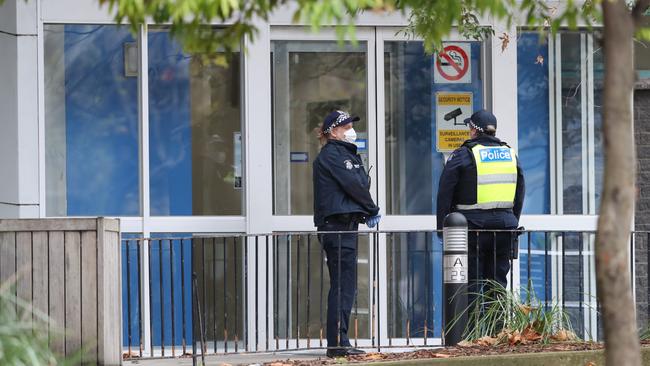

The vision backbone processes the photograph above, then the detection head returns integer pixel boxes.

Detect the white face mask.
[343,128,357,144]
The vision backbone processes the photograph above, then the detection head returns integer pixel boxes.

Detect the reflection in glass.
[384,42,483,215]
[387,233,442,339]
[560,33,584,214]
[273,234,370,341]
[192,235,246,348]
[44,24,140,216]
[148,29,243,216]
[271,41,368,215]
[517,32,551,214]
[592,46,604,213]
[122,233,144,348]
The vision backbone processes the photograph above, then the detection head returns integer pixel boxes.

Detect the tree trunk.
[598,1,640,365]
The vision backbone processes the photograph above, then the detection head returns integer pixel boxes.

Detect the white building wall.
[0,0,39,218]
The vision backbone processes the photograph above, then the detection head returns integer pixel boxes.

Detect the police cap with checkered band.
[464,109,497,133]
[322,110,360,135]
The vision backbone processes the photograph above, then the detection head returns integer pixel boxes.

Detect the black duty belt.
[326,213,366,224]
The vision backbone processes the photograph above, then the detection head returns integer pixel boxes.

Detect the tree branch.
[632,0,650,27]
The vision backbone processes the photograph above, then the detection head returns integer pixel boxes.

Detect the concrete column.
[0,0,40,218]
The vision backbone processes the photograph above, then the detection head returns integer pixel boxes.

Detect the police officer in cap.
[313,110,381,358]
[437,109,525,296]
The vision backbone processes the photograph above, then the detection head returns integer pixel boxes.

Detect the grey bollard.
[442,212,468,346]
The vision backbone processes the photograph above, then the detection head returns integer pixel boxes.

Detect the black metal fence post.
[192,272,206,366]
[442,213,468,346]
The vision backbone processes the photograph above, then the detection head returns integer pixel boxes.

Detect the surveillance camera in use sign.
[436,92,473,152]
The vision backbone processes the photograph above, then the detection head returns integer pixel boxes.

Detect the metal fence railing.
[121,229,644,359]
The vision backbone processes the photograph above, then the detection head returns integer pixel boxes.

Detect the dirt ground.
[264,341,650,366]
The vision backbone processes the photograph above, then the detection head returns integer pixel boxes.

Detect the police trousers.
[318,219,359,348]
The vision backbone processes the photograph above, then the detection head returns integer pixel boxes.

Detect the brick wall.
[635,86,650,329]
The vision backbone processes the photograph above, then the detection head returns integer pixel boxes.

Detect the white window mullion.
[580,33,588,216]
[585,33,598,340]
[37,1,46,218]
[586,34,597,215]
[551,34,563,306]
[554,34,563,216]
[548,35,557,216]
[137,24,152,356]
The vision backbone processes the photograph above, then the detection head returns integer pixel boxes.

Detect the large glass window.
[517,31,603,340]
[44,25,140,216]
[45,26,243,217]
[517,31,604,215]
[271,41,368,215]
[148,29,243,216]
[517,32,551,214]
[384,41,484,215]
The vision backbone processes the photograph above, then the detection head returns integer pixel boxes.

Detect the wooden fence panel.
[0,218,120,365]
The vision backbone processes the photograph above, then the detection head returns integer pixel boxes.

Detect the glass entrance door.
[377,28,486,344]
[270,27,377,347]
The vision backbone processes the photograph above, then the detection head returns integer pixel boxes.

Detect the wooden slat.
[0,232,16,284]
[15,232,33,322]
[0,232,16,319]
[97,220,122,364]
[64,231,81,358]
[31,232,49,322]
[0,219,97,232]
[107,230,122,364]
[81,231,98,365]
[48,231,65,355]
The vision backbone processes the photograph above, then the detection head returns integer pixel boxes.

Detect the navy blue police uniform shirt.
[313,139,380,227]
[436,135,526,232]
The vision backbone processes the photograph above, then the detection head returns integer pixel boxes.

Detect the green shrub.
[449,279,578,344]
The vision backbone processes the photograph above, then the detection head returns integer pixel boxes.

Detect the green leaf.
[637,27,650,41]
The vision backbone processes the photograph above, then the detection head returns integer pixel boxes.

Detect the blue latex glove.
[366,214,382,228]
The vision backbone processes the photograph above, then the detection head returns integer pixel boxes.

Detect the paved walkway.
[124,349,327,366]
[123,348,440,365]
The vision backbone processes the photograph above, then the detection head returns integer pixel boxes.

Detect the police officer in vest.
[437,109,525,294]
[313,110,381,358]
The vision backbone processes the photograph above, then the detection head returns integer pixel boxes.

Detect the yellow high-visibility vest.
[456,144,518,210]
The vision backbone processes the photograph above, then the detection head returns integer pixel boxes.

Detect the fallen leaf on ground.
[521,327,542,343]
[122,352,140,359]
[551,329,577,342]
[457,340,473,347]
[362,353,384,360]
[508,331,523,345]
[476,336,498,346]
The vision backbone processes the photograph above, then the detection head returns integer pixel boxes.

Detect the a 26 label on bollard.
[443,254,468,283]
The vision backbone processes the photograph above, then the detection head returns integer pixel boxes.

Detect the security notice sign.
[436,92,473,152]
[434,43,471,84]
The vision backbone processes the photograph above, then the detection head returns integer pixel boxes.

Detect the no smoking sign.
[434,43,471,84]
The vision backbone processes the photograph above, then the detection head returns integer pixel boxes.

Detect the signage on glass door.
[434,43,471,84]
[435,92,473,152]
